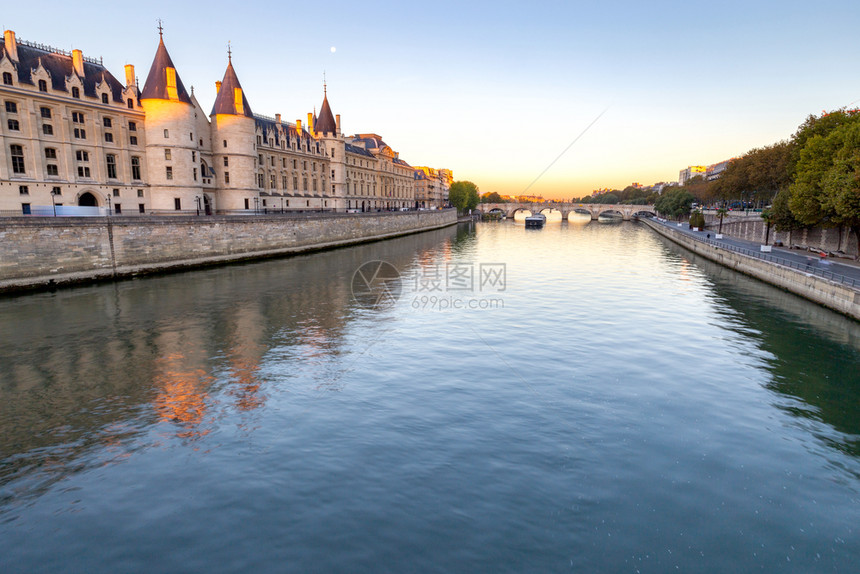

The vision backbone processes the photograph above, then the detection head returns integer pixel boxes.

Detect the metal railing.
[651,220,859,289]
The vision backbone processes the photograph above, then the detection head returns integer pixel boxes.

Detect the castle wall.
[0,209,457,292]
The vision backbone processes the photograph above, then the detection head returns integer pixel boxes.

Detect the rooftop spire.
[210,52,253,118]
[227,41,231,63]
[140,28,191,103]
[315,82,337,136]
[157,19,163,40]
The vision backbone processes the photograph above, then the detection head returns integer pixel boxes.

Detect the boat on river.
[525,213,546,229]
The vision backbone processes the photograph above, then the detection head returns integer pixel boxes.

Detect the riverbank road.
[647,218,860,289]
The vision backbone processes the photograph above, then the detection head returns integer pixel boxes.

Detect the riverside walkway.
[648,218,860,290]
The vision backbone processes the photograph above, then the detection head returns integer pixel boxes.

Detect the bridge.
[477,203,656,221]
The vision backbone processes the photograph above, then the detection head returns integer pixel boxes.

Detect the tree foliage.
[480,192,504,203]
[449,181,480,213]
[655,187,694,220]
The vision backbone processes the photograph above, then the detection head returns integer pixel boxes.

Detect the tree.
[481,192,504,204]
[716,206,728,234]
[760,208,773,245]
[449,181,480,213]
[598,192,619,204]
[790,116,860,257]
[655,187,694,220]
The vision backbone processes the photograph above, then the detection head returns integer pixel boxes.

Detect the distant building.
[413,166,452,208]
[678,166,707,186]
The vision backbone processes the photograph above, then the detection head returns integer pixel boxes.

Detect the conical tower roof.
[140,32,191,103]
[315,86,337,135]
[210,56,253,117]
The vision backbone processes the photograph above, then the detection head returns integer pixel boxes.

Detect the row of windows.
[257,134,322,155]
[4,103,138,143]
[8,144,142,180]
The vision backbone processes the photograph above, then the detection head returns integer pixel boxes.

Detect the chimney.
[296,119,302,133]
[124,64,135,87]
[336,114,341,135]
[275,113,281,123]
[72,49,85,77]
[4,30,18,62]
[215,80,222,94]
[307,112,315,136]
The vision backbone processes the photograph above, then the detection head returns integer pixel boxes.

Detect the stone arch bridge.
[477,203,656,221]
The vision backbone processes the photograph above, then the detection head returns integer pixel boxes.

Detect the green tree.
[655,187,695,220]
[449,181,480,213]
[481,192,504,203]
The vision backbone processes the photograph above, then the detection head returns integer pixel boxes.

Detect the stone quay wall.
[0,210,457,292]
[642,218,860,321]
[703,216,858,259]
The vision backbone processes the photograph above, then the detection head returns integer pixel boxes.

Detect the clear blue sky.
[6,1,860,198]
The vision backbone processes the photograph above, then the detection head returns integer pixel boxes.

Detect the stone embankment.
[0,210,457,293]
[642,218,860,321]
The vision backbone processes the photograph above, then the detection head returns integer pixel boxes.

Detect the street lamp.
[253,197,260,215]
[195,195,201,216]
[50,191,57,217]
[105,194,112,216]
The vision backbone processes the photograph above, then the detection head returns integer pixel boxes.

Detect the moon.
[330,46,336,53]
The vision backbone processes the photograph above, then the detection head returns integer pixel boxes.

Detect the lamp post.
[195,195,201,216]
[105,194,112,216]
[50,191,56,217]
[253,197,260,215]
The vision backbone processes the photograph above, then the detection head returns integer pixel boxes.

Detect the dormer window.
[2,72,12,85]
[127,98,133,109]
[165,67,178,100]
[38,79,48,92]
[71,86,80,98]
[101,93,109,104]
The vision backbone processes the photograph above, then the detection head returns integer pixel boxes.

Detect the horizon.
[5,1,859,199]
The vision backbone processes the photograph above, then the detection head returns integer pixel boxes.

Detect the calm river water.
[1,220,859,572]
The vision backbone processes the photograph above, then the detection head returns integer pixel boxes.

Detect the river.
[1,220,858,572]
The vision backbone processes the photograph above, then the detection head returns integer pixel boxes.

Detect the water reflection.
[654,235,860,457]
[0,225,461,505]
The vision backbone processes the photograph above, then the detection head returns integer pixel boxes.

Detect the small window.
[128,121,136,131]
[77,166,90,177]
[103,118,112,128]
[244,198,249,210]
[72,112,84,123]
[45,148,57,159]
[129,135,138,145]
[193,168,197,181]
[72,86,80,98]
[112,188,120,197]
[166,166,173,180]
[76,150,89,162]
[105,133,113,143]
[165,149,171,160]
[223,139,227,148]
[189,132,193,141]
[225,172,230,184]
[163,129,169,138]
[8,119,20,131]
[174,198,181,210]
[137,189,144,198]
[3,72,13,85]
[223,157,228,167]
[38,79,48,92]
[52,187,61,195]
[5,101,17,113]
[101,93,109,104]
[192,151,196,162]
[40,107,52,118]
[127,98,134,109]
[47,165,59,176]
[131,157,141,180]
[74,128,86,139]
[10,145,25,174]
[19,185,29,195]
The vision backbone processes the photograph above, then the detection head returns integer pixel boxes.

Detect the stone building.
[1,28,434,215]
[413,166,453,208]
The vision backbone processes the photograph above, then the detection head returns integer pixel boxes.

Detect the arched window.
[38,79,47,92]
[71,86,80,98]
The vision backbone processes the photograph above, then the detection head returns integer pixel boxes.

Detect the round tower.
[209,51,257,213]
[139,28,202,212]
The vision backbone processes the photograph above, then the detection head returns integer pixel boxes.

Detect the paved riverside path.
[648,218,860,288]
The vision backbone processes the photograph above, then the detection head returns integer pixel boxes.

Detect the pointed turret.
[140,29,191,103]
[210,53,253,117]
[315,85,337,136]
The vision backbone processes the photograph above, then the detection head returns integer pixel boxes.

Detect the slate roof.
[393,157,412,168]
[315,91,337,135]
[210,60,253,117]
[1,42,126,103]
[140,36,191,103]
[254,115,312,147]
[345,143,375,159]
